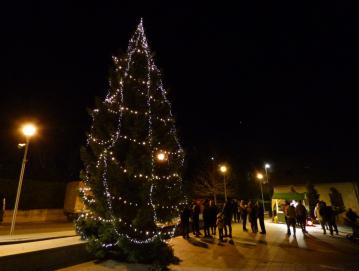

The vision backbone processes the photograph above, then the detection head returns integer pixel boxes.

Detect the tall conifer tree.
[77,19,185,265]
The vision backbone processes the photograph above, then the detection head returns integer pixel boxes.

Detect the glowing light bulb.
[156,151,167,162]
[22,123,37,137]
[257,173,264,180]
[219,165,227,173]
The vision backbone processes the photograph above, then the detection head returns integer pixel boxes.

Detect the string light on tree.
[156,151,168,162]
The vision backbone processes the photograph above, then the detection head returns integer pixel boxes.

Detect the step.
[0,230,77,245]
[0,236,93,271]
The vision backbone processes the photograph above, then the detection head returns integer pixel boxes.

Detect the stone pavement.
[56,220,359,271]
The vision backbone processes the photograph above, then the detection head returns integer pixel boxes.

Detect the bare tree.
[192,169,236,204]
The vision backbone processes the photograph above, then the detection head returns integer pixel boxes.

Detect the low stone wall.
[2,209,67,223]
[0,242,93,271]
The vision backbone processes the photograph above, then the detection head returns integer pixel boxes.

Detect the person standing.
[248,200,258,233]
[0,193,4,224]
[256,201,266,234]
[326,205,338,235]
[346,208,359,237]
[239,200,248,231]
[223,199,233,238]
[180,204,191,238]
[216,212,224,242]
[283,201,290,233]
[295,200,308,233]
[232,199,239,223]
[315,201,328,234]
[286,202,296,236]
[192,200,201,237]
[203,199,211,237]
[209,200,218,235]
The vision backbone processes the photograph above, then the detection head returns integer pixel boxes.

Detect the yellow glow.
[219,165,227,173]
[257,173,264,180]
[156,152,167,162]
[22,124,37,137]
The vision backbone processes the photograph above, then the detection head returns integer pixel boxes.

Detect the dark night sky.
[0,2,357,183]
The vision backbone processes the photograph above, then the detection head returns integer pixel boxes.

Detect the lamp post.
[219,165,228,202]
[10,123,37,236]
[264,163,270,184]
[211,156,217,205]
[256,173,265,212]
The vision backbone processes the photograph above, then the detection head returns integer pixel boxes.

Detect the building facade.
[273,182,359,224]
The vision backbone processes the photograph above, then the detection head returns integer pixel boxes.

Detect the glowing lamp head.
[17,143,26,148]
[265,163,270,169]
[22,124,37,137]
[256,173,264,180]
[219,165,227,173]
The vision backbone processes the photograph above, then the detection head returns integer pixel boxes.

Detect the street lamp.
[219,165,228,202]
[256,172,265,213]
[10,123,37,235]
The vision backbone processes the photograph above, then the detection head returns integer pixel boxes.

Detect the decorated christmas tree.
[76,19,185,266]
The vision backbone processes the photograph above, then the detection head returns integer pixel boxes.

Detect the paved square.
[57,220,359,271]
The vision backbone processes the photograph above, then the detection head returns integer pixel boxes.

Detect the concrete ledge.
[0,237,93,271]
[0,230,77,245]
[2,209,67,223]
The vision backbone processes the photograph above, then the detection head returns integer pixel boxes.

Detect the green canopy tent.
[272,192,307,223]
[272,192,307,201]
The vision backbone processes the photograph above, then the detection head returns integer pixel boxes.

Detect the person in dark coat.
[209,199,218,235]
[318,201,329,234]
[315,201,328,234]
[346,208,359,237]
[283,201,290,234]
[232,199,239,223]
[295,200,308,233]
[192,200,201,237]
[180,204,191,238]
[203,199,211,237]
[248,200,258,233]
[0,193,4,223]
[239,200,248,231]
[216,211,224,241]
[326,205,338,235]
[285,202,296,236]
[256,201,266,234]
[223,199,233,238]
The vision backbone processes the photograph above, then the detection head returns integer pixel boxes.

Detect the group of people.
[181,198,359,241]
[314,201,339,236]
[180,198,266,241]
[314,201,359,238]
[283,200,308,236]
[283,200,359,238]
[283,200,340,237]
